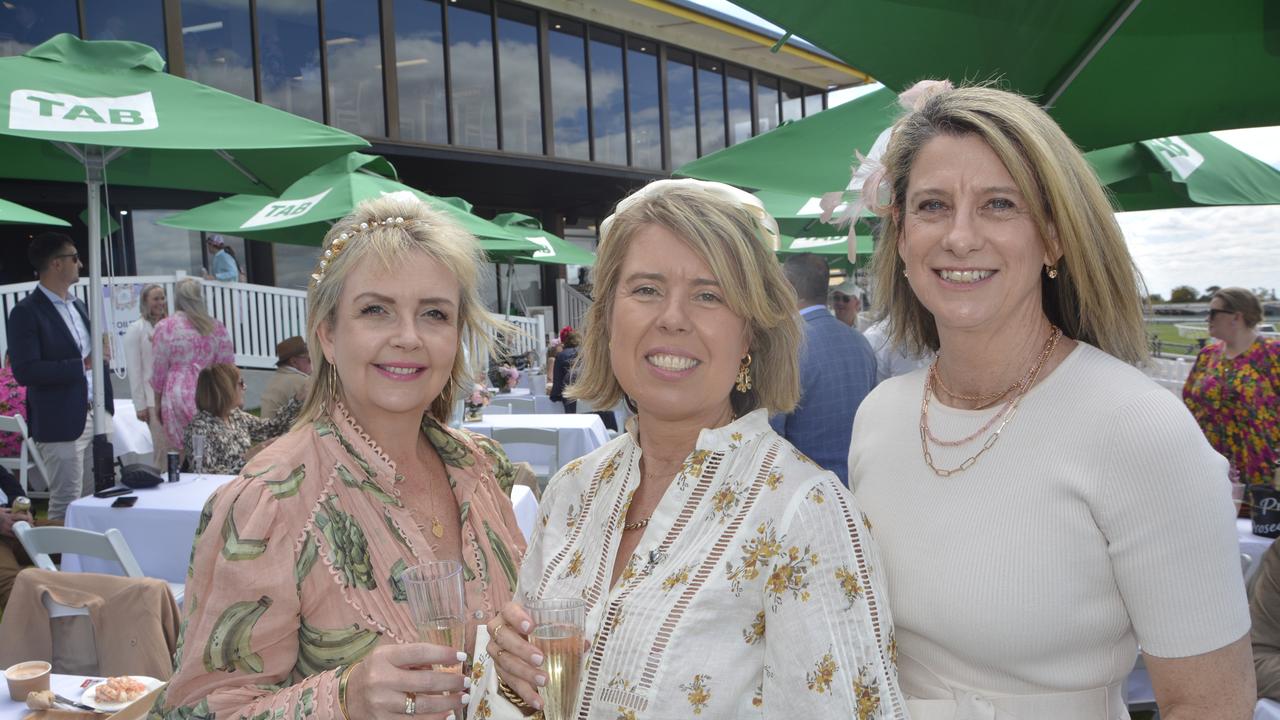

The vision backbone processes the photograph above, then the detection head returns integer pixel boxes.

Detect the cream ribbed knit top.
[850,342,1249,706]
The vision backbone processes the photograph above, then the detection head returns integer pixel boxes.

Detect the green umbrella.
[160,152,538,253]
[0,198,69,227]
[489,213,597,266]
[78,204,122,235]
[729,0,1280,150]
[0,34,367,461]
[678,89,1280,213]
[777,234,874,258]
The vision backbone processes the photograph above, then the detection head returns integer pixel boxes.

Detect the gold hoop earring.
[735,353,753,394]
[1045,264,1059,279]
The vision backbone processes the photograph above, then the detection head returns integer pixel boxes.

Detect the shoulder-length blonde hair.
[139,284,166,323]
[297,194,501,425]
[173,277,216,336]
[570,181,802,417]
[871,85,1148,364]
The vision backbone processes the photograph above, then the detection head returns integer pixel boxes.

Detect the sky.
[693,1,1280,300]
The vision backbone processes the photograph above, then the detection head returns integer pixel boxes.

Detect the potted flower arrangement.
[464,385,491,423]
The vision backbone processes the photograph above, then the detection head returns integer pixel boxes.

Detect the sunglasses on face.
[54,252,80,263]
[1207,308,1235,320]
[831,294,852,303]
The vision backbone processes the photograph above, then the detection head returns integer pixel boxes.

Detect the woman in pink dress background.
[150,278,234,450]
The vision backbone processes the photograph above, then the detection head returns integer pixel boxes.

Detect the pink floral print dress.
[150,312,235,449]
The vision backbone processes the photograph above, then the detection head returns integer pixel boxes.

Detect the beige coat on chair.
[0,568,180,679]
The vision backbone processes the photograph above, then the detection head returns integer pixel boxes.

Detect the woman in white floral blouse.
[181,363,301,475]
[470,179,906,720]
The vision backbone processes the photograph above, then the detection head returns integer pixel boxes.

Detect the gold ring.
[404,692,417,715]
[492,623,506,643]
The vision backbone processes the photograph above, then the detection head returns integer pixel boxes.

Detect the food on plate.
[95,676,149,704]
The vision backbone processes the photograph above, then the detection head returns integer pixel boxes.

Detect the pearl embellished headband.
[309,216,406,286]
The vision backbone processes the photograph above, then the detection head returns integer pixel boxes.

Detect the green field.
[1145,321,1205,356]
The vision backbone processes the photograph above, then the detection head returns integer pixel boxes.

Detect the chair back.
[482,405,512,415]
[0,414,50,497]
[489,396,537,414]
[12,521,145,577]
[491,428,560,490]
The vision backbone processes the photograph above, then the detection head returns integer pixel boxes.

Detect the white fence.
[557,279,591,334]
[0,274,546,374]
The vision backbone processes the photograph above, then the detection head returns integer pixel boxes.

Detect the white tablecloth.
[465,413,609,473]
[511,484,537,541]
[521,371,547,395]
[1241,518,1276,581]
[500,388,561,414]
[111,398,154,458]
[62,473,237,583]
[0,674,97,719]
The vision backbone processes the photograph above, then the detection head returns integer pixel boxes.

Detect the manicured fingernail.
[531,653,544,666]
[446,713,456,720]
[520,621,531,633]
[533,697,543,710]
[536,674,547,687]
[463,676,473,690]
[456,651,468,662]
[461,693,470,706]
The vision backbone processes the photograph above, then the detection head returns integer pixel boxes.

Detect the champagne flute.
[190,433,207,481]
[526,597,586,720]
[401,561,466,672]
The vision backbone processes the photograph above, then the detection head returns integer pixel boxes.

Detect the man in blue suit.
[7,233,114,520]
[770,254,876,486]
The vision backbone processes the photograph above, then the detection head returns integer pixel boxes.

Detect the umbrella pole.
[504,261,515,316]
[84,147,115,491]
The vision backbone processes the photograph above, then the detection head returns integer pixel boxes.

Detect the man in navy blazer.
[7,232,114,520]
[770,254,876,486]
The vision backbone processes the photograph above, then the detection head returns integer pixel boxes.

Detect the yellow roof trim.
[628,0,872,83]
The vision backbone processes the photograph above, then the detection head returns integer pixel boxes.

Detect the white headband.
[600,178,781,252]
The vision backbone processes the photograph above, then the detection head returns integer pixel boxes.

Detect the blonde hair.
[297,194,501,425]
[140,284,166,323]
[571,182,802,416]
[871,85,1149,364]
[1212,287,1264,327]
[173,277,216,336]
[195,363,239,417]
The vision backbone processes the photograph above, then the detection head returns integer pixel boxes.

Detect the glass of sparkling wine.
[401,561,466,673]
[190,433,206,480]
[526,597,586,720]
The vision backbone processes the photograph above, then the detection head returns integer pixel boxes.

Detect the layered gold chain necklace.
[919,326,1062,477]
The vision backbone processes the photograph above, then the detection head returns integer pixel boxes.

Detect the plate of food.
[80,675,164,712]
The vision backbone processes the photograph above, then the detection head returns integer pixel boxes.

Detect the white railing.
[0,274,545,375]
[556,279,591,333]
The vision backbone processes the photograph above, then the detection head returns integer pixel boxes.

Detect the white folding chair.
[488,396,537,414]
[482,405,512,415]
[491,428,559,492]
[12,521,184,609]
[0,414,50,498]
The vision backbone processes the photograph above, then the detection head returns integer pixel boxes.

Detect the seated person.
[1252,541,1280,699]
[258,336,309,418]
[183,364,299,475]
[0,466,34,612]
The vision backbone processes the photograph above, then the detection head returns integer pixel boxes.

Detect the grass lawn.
[1145,322,1205,357]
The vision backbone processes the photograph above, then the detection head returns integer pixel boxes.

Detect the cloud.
[1117,205,1280,297]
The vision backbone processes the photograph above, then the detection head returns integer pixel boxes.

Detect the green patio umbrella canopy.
[0,197,69,226]
[678,89,1280,213]
[78,204,122,235]
[777,234,874,258]
[0,34,368,464]
[730,0,1280,150]
[489,213,597,265]
[160,152,539,254]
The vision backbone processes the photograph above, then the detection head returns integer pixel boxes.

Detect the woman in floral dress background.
[150,277,234,453]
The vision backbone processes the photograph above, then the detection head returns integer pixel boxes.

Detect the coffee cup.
[4,660,51,701]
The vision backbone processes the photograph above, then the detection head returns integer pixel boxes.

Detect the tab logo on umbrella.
[528,235,556,258]
[8,90,158,132]
[241,188,333,229]
[1146,136,1205,182]
[790,236,845,249]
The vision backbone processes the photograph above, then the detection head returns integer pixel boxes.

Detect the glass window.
[180,0,254,100]
[0,0,78,58]
[257,0,324,122]
[323,0,385,137]
[547,18,587,160]
[696,57,725,155]
[627,38,660,169]
[756,74,779,134]
[131,211,205,276]
[781,80,803,122]
[448,0,497,149]
[588,29,625,166]
[496,3,541,154]
[273,243,321,290]
[666,49,696,169]
[726,64,751,146]
[84,0,167,59]
[804,88,825,117]
[394,0,446,144]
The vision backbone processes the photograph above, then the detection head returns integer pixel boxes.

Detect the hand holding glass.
[526,597,586,720]
[401,561,467,672]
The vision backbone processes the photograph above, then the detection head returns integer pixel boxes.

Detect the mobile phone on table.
[93,486,132,499]
[111,496,138,508]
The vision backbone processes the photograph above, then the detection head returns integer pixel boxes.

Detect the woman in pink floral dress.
[1183,287,1280,495]
[151,278,234,450]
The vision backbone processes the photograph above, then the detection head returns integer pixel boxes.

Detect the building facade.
[0,0,866,315]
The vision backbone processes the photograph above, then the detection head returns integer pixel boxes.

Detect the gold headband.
[310,216,406,286]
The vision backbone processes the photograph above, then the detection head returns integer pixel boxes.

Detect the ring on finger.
[492,622,506,644]
[404,692,417,716]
